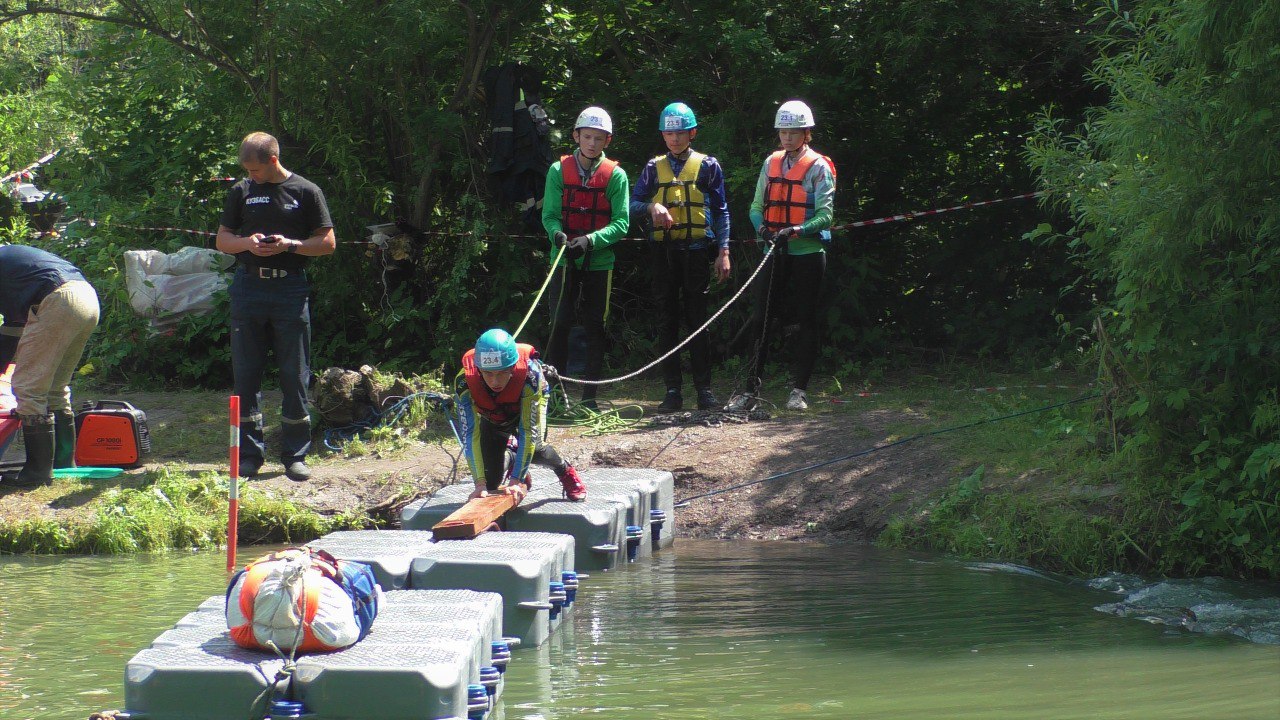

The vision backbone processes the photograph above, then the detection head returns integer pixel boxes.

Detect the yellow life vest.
[651,151,707,242]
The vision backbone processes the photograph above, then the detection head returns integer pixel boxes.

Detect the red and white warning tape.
[0,150,60,185]
[81,219,217,237]
[828,191,1044,233]
[70,190,1046,244]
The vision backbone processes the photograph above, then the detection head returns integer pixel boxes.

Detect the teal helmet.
[659,102,698,132]
[474,328,518,370]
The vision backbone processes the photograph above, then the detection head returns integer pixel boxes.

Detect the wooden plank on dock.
[431,494,518,539]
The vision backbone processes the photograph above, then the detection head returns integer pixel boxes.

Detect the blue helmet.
[659,102,698,132]
[474,328,518,370]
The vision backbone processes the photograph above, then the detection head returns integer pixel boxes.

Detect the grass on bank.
[849,374,1152,577]
[0,465,369,554]
[689,352,1145,577]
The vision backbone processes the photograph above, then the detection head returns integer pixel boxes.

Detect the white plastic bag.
[123,247,233,332]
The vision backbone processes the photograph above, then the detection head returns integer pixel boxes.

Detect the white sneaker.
[786,388,808,411]
[726,392,756,412]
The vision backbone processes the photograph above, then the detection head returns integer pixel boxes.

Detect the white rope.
[559,243,777,386]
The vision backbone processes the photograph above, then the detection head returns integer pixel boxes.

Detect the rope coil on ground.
[321,392,451,451]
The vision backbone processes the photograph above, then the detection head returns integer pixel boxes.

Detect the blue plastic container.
[650,509,667,549]
[549,581,567,620]
[479,665,501,697]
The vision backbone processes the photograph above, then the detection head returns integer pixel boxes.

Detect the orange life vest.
[762,149,836,233]
[461,343,535,424]
[560,154,619,237]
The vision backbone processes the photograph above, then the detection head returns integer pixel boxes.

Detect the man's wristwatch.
[287,240,298,253]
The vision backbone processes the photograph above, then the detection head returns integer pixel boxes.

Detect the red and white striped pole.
[227,395,240,573]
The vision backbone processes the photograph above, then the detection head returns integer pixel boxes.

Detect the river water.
[1,540,1277,720]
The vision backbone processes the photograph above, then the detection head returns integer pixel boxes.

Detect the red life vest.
[461,343,535,424]
[560,154,619,236]
[762,148,836,233]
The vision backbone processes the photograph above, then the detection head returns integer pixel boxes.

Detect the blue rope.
[322,391,454,451]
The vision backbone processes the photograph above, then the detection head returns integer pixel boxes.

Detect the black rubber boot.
[53,410,77,469]
[8,414,55,488]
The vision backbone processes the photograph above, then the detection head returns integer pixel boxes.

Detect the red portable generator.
[75,400,152,467]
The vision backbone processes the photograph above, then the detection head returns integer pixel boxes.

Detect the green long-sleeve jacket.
[541,151,630,271]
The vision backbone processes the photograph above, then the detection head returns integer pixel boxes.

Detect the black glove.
[566,235,591,260]
[758,227,776,246]
[775,225,803,240]
[554,231,568,246]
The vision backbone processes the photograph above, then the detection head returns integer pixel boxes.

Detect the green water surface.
[1,541,1277,720]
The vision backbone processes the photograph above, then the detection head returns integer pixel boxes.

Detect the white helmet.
[774,100,815,129]
[574,106,613,134]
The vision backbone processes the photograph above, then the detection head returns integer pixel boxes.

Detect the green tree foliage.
[1,0,1099,384]
[1028,0,1280,576]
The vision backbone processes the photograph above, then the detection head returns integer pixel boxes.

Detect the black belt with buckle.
[243,266,290,279]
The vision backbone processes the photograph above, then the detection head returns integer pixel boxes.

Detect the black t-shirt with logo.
[219,173,333,271]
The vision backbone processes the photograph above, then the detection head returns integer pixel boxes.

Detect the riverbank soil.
[0,371,1099,542]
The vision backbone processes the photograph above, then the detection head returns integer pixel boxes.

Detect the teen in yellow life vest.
[651,149,708,241]
[629,102,732,412]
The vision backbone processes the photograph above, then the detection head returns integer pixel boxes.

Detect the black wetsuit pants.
[651,242,714,392]
[744,250,826,392]
[477,416,568,491]
[545,263,610,402]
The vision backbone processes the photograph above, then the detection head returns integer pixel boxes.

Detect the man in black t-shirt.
[215,132,335,482]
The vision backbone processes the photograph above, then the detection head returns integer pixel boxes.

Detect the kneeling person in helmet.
[455,328,587,502]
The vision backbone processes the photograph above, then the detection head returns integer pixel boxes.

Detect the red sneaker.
[557,465,587,502]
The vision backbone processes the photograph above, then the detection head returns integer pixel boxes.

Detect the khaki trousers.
[11,280,100,416]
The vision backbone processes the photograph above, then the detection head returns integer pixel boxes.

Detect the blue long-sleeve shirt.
[629,152,731,251]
